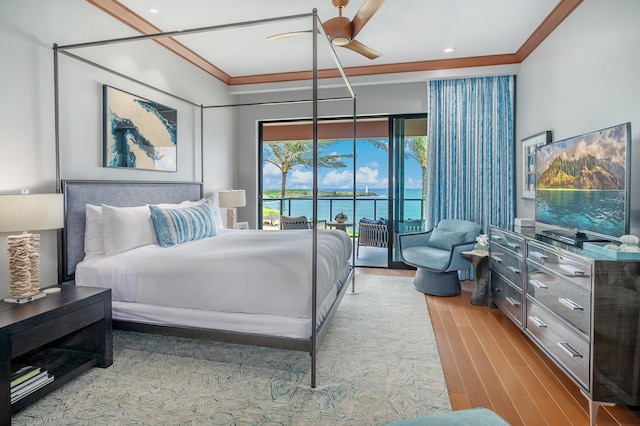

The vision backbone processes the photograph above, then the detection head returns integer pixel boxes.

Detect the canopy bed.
[53,10,357,388]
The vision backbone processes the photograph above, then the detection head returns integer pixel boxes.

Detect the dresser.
[489,226,640,426]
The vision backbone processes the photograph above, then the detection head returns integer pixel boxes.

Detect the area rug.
[13,274,451,425]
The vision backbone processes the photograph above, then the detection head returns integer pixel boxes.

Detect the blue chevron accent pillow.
[149,202,218,247]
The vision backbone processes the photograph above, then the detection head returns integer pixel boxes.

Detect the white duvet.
[76,229,353,321]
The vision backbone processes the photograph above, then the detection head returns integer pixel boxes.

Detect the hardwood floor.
[356,267,640,425]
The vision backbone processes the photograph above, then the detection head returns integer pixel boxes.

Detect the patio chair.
[280,215,326,230]
[357,218,389,257]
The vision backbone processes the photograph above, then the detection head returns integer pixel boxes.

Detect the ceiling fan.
[267,0,385,59]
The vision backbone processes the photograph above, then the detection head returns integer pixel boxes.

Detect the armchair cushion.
[426,228,467,250]
[401,245,452,270]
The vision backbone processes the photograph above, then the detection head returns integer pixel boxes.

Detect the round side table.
[461,250,490,306]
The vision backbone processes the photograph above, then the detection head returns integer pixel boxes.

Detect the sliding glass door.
[390,115,428,268]
[259,114,427,269]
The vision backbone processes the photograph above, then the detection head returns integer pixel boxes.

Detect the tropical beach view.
[262,134,427,231]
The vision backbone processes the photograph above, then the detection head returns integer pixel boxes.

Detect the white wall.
[516,0,640,235]
[0,0,234,299]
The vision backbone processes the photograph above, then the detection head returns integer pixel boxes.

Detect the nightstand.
[0,285,112,424]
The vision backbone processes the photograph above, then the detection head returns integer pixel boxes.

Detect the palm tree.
[405,136,428,212]
[264,140,351,199]
[367,136,428,218]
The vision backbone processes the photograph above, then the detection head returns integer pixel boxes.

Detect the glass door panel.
[390,115,428,268]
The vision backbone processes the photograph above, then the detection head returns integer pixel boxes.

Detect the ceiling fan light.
[332,36,351,46]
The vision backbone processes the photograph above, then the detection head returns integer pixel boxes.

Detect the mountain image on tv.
[535,122,629,238]
[537,154,625,190]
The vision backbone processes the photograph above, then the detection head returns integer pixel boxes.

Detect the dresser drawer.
[527,264,591,337]
[491,272,523,326]
[490,227,525,257]
[527,241,592,291]
[526,300,590,390]
[490,251,524,290]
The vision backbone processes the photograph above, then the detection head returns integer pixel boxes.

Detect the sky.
[263,138,424,191]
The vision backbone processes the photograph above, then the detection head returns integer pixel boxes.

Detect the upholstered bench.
[385,407,510,425]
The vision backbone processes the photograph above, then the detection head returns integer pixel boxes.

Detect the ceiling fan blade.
[266,30,312,41]
[342,39,381,59]
[351,0,385,38]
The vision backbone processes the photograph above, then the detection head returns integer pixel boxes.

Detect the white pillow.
[203,198,225,230]
[84,204,104,255]
[101,204,158,255]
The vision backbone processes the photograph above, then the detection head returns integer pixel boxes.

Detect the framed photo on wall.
[103,85,178,171]
[521,130,552,199]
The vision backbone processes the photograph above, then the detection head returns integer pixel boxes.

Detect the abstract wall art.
[103,85,177,171]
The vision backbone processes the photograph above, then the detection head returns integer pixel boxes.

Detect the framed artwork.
[521,130,552,199]
[103,85,177,171]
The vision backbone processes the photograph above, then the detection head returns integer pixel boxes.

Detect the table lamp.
[0,192,64,303]
[218,189,246,229]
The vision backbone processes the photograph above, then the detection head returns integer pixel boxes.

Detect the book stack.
[10,366,54,404]
[514,217,535,234]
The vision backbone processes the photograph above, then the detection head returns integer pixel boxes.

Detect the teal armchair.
[399,219,481,296]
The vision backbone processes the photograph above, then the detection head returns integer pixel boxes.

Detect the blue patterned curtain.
[426,75,515,233]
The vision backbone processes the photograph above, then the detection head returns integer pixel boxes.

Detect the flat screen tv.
[535,122,631,242]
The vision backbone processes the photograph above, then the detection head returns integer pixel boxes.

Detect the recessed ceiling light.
[444,48,455,53]
[150,8,159,14]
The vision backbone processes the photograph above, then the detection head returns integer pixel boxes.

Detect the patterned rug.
[13,274,450,425]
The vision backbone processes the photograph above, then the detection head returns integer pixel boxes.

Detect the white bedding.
[76,229,353,336]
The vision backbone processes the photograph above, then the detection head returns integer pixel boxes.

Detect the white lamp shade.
[218,190,246,208]
[0,193,64,233]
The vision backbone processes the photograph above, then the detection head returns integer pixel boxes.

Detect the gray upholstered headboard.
[62,180,203,281]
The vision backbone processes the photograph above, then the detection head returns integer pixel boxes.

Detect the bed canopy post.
[53,43,64,285]
[311,7,319,390]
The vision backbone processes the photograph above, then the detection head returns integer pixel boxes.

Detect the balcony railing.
[262,196,425,232]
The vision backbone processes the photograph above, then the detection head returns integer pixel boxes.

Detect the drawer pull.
[491,256,502,263]
[528,316,547,328]
[506,296,520,306]
[507,266,521,274]
[507,242,521,250]
[559,264,584,275]
[559,298,584,311]
[558,341,583,358]
[491,235,503,241]
[530,252,548,261]
[529,279,548,289]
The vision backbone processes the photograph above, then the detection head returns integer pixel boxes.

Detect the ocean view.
[263,188,424,229]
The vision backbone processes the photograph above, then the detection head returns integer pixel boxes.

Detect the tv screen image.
[535,122,631,240]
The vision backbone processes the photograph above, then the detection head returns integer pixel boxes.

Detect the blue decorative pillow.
[360,217,379,224]
[149,202,218,247]
[427,228,467,250]
[360,217,386,225]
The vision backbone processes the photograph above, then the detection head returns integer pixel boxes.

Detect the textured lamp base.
[226,207,237,229]
[413,268,461,296]
[7,233,42,300]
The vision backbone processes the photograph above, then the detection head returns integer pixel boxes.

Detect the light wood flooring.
[356,267,640,425]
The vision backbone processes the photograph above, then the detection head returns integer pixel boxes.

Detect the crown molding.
[87,0,582,86]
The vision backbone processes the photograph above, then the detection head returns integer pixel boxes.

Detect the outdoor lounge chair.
[357,218,389,256]
[280,215,326,230]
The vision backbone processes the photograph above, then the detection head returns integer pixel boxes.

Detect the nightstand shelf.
[1,285,112,424]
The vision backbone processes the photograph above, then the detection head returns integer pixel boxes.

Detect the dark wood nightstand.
[0,285,112,424]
